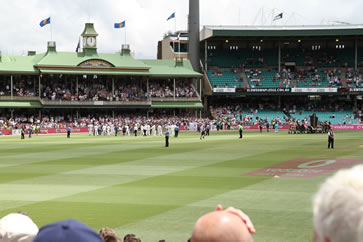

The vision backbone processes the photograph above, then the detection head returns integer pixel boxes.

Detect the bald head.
[191,211,253,242]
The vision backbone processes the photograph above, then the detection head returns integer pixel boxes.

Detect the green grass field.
[0,131,362,242]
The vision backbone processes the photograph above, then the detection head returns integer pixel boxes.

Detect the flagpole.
[174,11,177,33]
[50,16,53,41]
[124,23,127,44]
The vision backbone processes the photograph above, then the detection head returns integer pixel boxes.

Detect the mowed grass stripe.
[0,131,361,242]
[0,132,276,229]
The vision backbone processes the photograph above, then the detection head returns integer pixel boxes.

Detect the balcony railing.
[40,100,152,106]
[0,96,201,105]
[151,97,201,102]
[0,96,41,101]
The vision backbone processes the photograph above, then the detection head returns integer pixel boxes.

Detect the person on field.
[165,130,170,147]
[21,127,25,140]
[174,125,180,138]
[313,165,363,242]
[206,123,210,136]
[88,123,93,136]
[28,124,33,138]
[328,128,334,149]
[67,126,71,138]
[190,205,255,242]
[239,124,243,139]
[266,121,270,133]
[258,120,263,133]
[200,126,206,140]
[274,122,279,133]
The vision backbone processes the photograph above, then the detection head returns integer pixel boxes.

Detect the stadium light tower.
[188,0,201,73]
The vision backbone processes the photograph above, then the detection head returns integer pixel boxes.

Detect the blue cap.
[33,219,103,242]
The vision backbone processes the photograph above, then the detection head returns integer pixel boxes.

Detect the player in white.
[146,124,151,136]
[134,123,138,136]
[94,123,99,136]
[107,124,111,136]
[88,123,93,136]
[126,124,130,136]
[102,124,107,136]
[151,124,156,136]
[158,124,163,136]
[170,124,175,137]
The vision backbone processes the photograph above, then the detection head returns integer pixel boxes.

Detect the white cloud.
[0,0,362,59]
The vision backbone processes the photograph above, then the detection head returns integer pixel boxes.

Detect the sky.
[0,0,362,59]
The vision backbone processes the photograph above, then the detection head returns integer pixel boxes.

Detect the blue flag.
[114,21,126,28]
[40,17,51,27]
[167,12,175,21]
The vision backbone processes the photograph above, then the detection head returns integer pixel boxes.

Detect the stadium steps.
[240,67,249,88]
[340,69,347,87]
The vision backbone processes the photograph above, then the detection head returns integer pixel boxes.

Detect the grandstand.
[0,23,203,120]
[201,25,362,125]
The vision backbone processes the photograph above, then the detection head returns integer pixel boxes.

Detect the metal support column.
[10,75,13,100]
[278,41,281,72]
[112,78,115,96]
[76,77,79,94]
[173,79,176,100]
[146,79,149,101]
[205,40,208,71]
[199,78,202,98]
[38,75,41,98]
[33,77,36,95]
[355,39,358,71]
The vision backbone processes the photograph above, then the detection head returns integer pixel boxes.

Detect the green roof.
[81,23,98,36]
[0,51,201,77]
[152,101,203,108]
[0,101,42,108]
[143,59,203,77]
[0,55,38,74]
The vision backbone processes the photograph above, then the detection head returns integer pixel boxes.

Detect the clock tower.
[81,23,98,55]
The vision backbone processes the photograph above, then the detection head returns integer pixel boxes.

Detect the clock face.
[86,37,96,47]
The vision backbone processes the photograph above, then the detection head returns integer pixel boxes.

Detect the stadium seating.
[207,49,278,68]
[207,70,244,88]
[243,109,287,122]
[290,110,359,124]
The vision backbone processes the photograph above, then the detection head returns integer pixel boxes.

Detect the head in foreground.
[33,219,103,242]
[0,213,38,242]
[313,165,363,242]
[191,210,253,242]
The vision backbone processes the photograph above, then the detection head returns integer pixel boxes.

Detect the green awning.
[152,101,203,108]
[0,101,42,108]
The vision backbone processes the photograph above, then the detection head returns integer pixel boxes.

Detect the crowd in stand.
[0,78,37,96]
[149,80,197,98]
[247,67,344,88]
[2,164,363,242]
[0,77,197,100]
[210,103,288,127]
[345,68,363,87]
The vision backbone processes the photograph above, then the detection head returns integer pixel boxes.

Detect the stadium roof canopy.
[201,24,363,41]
